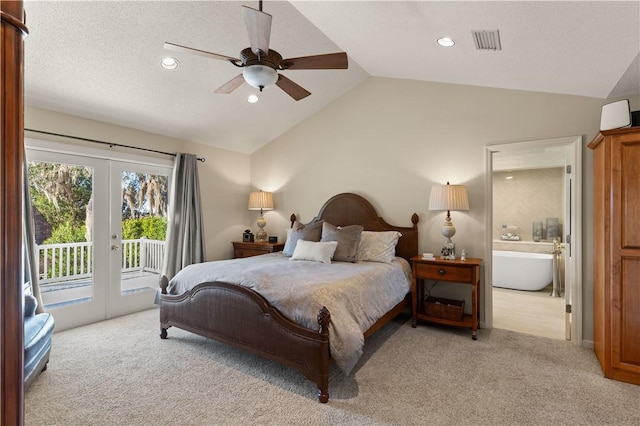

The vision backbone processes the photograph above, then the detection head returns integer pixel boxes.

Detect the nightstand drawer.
[415,263,472,282]
[235,248,268,258]
[232,242,284,259]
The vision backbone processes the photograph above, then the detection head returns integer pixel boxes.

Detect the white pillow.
[356,231,402,263]
[289,240,339,264]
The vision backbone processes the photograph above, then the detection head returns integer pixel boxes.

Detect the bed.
[159,193,419,402]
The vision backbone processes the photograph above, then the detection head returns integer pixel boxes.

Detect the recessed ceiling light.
[437,37,455,47]
[247,94,259,104]
[160,57,179,70]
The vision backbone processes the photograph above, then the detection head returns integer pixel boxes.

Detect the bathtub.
[492,250,553,291]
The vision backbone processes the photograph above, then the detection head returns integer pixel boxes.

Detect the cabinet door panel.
[619,139,640,248]
[615,257,640,370]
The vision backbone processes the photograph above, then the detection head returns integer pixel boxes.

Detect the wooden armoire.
[588,127,640,386]
[2,0,28,423]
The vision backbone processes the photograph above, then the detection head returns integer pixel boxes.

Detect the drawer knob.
[438,269,446,275]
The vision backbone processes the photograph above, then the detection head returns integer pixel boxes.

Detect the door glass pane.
[119,170,168,295]
[28,160,94,308]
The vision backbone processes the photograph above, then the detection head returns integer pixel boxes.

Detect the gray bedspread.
[167,253,411,374]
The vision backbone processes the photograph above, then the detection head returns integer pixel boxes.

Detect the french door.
[26,145,172,331]
[108,161,170,318]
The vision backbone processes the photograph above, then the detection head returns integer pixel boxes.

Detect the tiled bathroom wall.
[493,167,564,242]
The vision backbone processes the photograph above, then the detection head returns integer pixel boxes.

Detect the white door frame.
[484,136,583,345]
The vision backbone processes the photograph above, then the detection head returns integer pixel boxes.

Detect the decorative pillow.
[289,240,339,264]
[320,222,364,262]
[24,294,38,317]
[356,231,402,264]
[282,221,323,256]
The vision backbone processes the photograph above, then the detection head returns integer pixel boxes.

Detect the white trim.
[484,147,494,330]
[25,137,174,168]
[484,136,583,346]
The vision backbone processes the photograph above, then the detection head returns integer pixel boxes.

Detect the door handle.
[111,245,119,251]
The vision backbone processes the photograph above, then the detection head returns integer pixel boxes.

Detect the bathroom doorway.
[484,136,582,344]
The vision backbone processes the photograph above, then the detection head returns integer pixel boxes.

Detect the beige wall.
[25,106,251,261]
[493,168,564,241]
[250,76,624,343]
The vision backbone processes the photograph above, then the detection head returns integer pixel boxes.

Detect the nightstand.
[410,256,483,340]
[232,241,284,259]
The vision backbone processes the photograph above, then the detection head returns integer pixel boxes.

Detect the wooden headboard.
[290,193,419,261]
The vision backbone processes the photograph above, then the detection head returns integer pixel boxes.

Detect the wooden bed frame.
[159,193,419,402]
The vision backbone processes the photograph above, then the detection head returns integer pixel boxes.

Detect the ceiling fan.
[164,1,348,101]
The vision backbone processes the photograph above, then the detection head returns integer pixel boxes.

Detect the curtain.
[23,157,45,313]
[161,153,206,280]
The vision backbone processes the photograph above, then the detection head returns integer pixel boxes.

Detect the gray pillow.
[24,294,38,317]
[282,220,324,256]
[320,222,364,262]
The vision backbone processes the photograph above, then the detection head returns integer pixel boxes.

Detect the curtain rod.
[24,128,206,162]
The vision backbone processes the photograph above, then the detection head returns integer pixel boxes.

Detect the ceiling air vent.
[472,29,501,51]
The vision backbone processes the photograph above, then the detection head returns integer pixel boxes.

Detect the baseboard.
[582,339,594,349]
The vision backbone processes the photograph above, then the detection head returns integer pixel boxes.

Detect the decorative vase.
[532,221,543,242]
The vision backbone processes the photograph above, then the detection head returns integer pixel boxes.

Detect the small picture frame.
[440,242,455,260]
[268,236,277,243]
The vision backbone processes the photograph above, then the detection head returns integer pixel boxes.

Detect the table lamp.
[248,190,274,242]
[428,182,469,259]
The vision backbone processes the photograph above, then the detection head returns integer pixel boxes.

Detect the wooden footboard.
[159,276,332,402]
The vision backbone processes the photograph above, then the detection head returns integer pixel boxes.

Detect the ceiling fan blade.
[280,52,348,70]
[276,74,311,101]
[242,6,272,55]
[214,74,246,94]
[164,42,239,62]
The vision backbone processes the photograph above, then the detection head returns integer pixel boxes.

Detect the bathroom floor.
[492,285,566,340]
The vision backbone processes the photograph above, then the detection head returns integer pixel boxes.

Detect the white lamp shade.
[428,183,469,211]
[243,65,278,89]
[248,191,274,211]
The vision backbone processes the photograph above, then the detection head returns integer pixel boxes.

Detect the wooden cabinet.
[588,127,640,386]
[410,256,482,340]
[232,241,284,259]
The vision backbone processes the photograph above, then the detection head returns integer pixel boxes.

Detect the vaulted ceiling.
[24,1,640,154]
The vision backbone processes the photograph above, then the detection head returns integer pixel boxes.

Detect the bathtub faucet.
[551,238,562,255]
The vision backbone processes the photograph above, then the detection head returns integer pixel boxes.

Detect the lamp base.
[255,229,267,242]
[256,213,267,242]
[440,241,456,260]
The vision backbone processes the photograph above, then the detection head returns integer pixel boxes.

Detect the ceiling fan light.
[243,65,278,90]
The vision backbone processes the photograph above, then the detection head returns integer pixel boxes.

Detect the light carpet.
[25,308,640,425]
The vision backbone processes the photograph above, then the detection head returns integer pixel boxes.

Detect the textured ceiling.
[23,1,640,154]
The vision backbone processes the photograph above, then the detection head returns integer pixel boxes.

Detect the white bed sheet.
[168,253,411,374]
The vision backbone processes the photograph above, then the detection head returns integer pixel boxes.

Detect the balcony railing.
[37,238,165,285]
